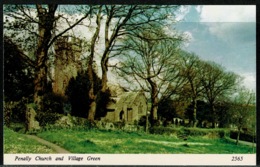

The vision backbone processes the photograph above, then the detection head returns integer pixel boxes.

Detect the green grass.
[4,127,55,153]
[36,128,255,154]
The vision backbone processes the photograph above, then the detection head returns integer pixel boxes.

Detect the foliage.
[200,61,240,127]
[149,127,180,135]
[35,112,62,127]
[8,123,26,134]
[4,5,255,128]
[95,89,111,119]
[4,98,28,125]
[230,88,256,130]
[185,100,211,125]
[215,101,233,128]
[42,91,66,114]
[149,127,228,138]
[158,99,176,121]
[65,70,101,118]
[4,4,91,112]
[230,130,256,143]
[4,37,34,102]
[138,116,147,127]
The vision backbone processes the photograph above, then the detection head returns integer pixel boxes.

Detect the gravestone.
[26,105,40,132]
[55,115,74,127]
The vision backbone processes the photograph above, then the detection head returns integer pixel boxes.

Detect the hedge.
[150,127,229,138]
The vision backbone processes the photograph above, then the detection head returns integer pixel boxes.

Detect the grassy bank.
[4,127,55,153]
[36,128,255,154]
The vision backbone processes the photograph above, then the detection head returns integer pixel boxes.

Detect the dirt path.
[25,135,71,153]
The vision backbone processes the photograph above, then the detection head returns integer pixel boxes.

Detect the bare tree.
[85,5,180,121]
[4,5,91,111]
[115,26,184,126]
[86,5,102,121]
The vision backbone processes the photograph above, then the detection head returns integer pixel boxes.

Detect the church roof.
[116,92,142,108]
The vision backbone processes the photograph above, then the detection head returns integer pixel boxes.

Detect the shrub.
[138,116,147,126]
[150,127,228,139]
[114,121,125,129]
[150,127,179,135]
[95,89,111,119]
[8,123,26,133]
[65,70,101,118]
[35,112,62,127]
[185,128,228,138]
[4,38,34,102]
[230,130,256,143]
[4,98,29,127]
[4,102,12,127]
[42,92,65,114]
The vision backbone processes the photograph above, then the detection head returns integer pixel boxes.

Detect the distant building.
[52,36,83,96]
[102,84,147,123]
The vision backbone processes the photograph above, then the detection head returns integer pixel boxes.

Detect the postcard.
[2,3,257,166]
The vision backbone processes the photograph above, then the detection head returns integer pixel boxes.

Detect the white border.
[4,154,256,165]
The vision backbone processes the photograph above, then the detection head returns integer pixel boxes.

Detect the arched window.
[119,110,124,120]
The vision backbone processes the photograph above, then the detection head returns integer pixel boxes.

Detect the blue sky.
[175,5,256,92]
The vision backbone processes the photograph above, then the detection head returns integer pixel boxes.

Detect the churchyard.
[4,121,256,154]
[3,4,256,155]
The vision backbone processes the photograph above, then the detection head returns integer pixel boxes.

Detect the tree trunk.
[148,78,159,126]
[87,59,96,121]
[86,58,97,121]
[192,99,198,127]
[33,63,47,111]
[210,103,216,128]
[236,126,241,145]
[150,98,158,122]
[101,56,108,93]
[88,100,96,121]
[86,6,102,121]
[34,5,57,111]
[145,109,149,133]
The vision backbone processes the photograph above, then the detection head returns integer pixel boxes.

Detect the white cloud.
[195,5,202,13]
[198,6,256,44]
[240,73,256,92]
[175,6,191,21]
[200,5,256,22]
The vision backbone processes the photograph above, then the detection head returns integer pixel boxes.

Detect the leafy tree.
[179,51,204,127]
[200,61,240,128]
[65,71,101,118]
[65,70,110,119]
[196,100,211,127]
[215,101,233,128]
[158,99,176,122]
[230,87,256,144]
[4,37,34,102]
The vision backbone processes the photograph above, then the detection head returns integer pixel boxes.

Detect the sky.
[4,5,255,92]
[174,5,256,92]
